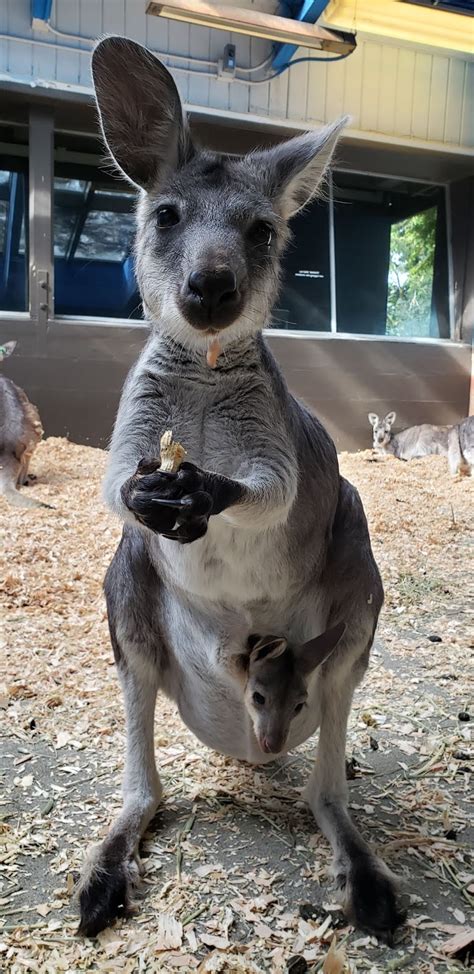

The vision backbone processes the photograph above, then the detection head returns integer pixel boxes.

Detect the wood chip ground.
[1,439,473,973]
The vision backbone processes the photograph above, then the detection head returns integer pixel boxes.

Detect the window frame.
[0,106,457,347]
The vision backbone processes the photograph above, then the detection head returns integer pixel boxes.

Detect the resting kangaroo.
[78,36,404,939]
[0,341,48,509]
[368,411,450,460]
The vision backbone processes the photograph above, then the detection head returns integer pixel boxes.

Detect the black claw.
[150,497,190,508]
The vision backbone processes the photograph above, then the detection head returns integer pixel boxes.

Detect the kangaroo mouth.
[179,301,245,333]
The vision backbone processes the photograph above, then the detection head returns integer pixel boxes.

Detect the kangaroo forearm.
[218,466,297,529]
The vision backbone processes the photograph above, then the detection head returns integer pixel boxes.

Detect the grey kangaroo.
[447,416,474,476]
[0,341,47,508]
[78,36,404,939]
[234,622,346,755]
[368,411,450,460]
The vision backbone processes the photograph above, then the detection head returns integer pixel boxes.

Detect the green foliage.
[387,206,437,337]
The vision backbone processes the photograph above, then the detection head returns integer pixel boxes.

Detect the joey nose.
[187,268,238,312]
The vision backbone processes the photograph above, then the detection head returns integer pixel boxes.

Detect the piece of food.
[159,430,186,472]
[206,336,221,369]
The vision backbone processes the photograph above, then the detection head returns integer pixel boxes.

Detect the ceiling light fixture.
[146,0,356,54]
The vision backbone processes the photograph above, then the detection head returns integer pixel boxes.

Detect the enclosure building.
[0,0,473,449]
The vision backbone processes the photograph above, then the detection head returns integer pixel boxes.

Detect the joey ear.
[92,36,194,189]
[246,117,348,219]
[249,636,288,666]
[296,622,346,675]
[368,412,379,428]
[385,411,396,427]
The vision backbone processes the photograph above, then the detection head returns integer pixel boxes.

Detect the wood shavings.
[1,441,472,973]
[322,936,347,973]
[439,926,474,959]
[155,912,183,950]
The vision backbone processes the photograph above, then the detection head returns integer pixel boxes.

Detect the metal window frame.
[29,106,54,338]
[0,115,460,346]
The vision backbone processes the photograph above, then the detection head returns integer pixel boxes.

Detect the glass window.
[274,198,331,331]
[333,173,450,338]
[53,171,142,319]
[0,161,28,312]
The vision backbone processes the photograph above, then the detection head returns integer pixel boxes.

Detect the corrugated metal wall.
[1,0,473,149]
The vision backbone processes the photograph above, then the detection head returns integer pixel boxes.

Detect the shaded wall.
[0,319,470,452]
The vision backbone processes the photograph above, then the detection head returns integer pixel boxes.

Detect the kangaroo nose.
[187,268,238,311]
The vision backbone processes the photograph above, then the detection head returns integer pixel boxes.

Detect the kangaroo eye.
[294,703,304,715]
[248,221,273,247]
[253,691,265,706]
[156,206,180,228]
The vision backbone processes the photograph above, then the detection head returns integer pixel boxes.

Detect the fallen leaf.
[323,936,346,974]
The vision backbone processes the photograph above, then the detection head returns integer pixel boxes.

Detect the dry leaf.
[323,936,346,974]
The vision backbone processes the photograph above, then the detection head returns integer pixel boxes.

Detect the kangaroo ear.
[296,622,346,676]
[245,117,348,219]
[368,413,379,427]
[0,340,17,361]
[248,636,288,666]
[92,36,194,189]
[385,411,396,427]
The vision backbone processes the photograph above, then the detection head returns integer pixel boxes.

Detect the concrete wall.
[0,318,470,452]
[0,0,473,151]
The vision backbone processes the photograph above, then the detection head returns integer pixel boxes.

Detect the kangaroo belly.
[153,515,293,605]
[159,591,322,763]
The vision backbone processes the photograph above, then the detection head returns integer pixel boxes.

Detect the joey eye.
[253,691,265,706]
[156,206,180,228]
[294,703,304,715]
[248,221,273,247]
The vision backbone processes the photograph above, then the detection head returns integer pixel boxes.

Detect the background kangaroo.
[0,341,48,509]
[368,411,450,460]
[78,36,404,940]
[448,416,474,475]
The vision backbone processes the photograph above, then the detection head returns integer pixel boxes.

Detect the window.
[0,161,28,312]
[274,198,331,331]
[333,173,449,338]
[53,172,141,319]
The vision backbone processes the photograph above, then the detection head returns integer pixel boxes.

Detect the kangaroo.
[447,416,474,476]
[233,622,346,755]
[368,411,450,460]
[78,36,404,940]
[0,342,49,509]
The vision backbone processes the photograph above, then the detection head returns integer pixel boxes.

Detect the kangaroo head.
[368,411,396,448]
[244,622,345,754]
[91,37,347,357]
